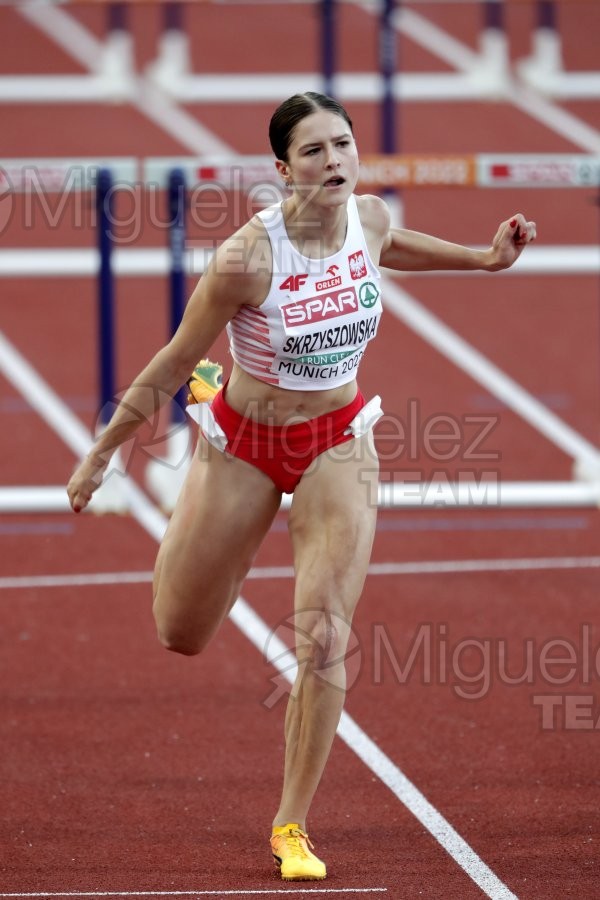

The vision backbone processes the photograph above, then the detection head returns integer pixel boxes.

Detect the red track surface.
[2,2,600,898]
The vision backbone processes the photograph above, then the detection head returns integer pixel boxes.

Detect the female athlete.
[67,92,536,882]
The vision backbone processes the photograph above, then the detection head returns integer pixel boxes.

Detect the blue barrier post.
[108,1,127,32]
[96,167,115,426]
[321,0,336,98]
[164,0,184,31]
[537,0,556,30]
[484,0,504,31]
[380,0,397,159]
[168,167,187,423]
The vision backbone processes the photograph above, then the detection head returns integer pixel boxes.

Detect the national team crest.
[348,251,367,280]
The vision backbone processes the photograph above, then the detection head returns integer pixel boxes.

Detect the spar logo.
[359,281,380,309]
[282,287,358,328]
[348,250,367,280]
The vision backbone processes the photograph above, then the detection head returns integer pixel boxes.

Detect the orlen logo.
[348,251,367,280]
[316,265,342,292]
[279,274,308,292]
[282,287,358,328]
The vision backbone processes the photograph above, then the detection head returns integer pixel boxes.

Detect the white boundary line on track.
[3,555,600,591]
[0,336,518,900]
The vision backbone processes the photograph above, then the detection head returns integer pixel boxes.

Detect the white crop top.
[226,194,383,391]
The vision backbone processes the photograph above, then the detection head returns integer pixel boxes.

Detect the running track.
[1,2,600,898]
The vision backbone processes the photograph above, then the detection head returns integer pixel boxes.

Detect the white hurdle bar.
[3,479,600,515]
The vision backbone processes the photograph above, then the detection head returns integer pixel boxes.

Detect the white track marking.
[19,1,104,71]
[382,278,600,469]
[3,555,600,591]
[508,84,600,154]
[394,4,481,70]
[0,333,518,898]
[0,571,156,590]
[231,600,518,900]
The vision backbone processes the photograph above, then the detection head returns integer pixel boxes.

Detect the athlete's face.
[277,109,359,204]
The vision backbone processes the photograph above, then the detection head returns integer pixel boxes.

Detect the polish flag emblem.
[348,251,367,280]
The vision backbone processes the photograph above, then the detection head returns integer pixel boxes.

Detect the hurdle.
[137,153,600,512]
[144,0,513,101]
[0,157,138,515]
[2,152,600,514]
[7,0,598,105]
[518,0,600,98]
[6,1,136,102]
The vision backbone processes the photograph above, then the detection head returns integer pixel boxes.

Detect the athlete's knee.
[299,608,349,672]
[158,629,206,656]
[155,620,206,656]
[152,600,208,657]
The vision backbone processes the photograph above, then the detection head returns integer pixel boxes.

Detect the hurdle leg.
[145,168,194,513]
[146,2,190,95]
[97,1,136,101]
[468,0,510,97]
[517,1,563,94]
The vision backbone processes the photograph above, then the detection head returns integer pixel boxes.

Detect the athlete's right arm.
[67,221,271,512]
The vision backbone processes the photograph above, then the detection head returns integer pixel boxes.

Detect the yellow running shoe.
[186,359,223,404]
[270,824,327,881]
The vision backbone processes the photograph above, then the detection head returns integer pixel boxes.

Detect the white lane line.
[0,333,518,899]
[382,277,600,469]
[3,555,600,591]
[365,556,600,575]
[230,600,519,900]
[508,83,600,155]
[0,571,155,590]
[19,1,104,71]
[394,4,481,71]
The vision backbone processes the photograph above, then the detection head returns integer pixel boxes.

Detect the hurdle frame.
[3,1,599,104]
[2,151,600,514]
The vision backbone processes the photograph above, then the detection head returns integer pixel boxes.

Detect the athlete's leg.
[153,432,282,656]
[272,430,379,829]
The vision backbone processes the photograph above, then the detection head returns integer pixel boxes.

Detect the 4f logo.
[279,274,308,292]
[348,251,367,280]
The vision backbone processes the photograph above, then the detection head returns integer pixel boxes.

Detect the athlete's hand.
[67,454,108,513]
[486,213,536,271]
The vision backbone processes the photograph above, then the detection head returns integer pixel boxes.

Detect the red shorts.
[208,386,368,494]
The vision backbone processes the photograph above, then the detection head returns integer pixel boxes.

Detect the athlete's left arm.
[379,211,537,272]
[358,195,536,272]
